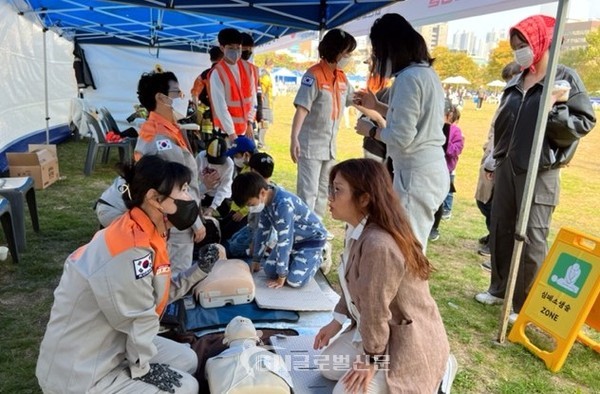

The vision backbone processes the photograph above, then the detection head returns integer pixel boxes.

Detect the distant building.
[561,20,600,52]
[451,30,480,56]
[479,28,507,60]
[418,23,449,50]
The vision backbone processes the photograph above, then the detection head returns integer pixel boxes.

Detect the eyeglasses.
[168,89,184,98]
[328,185,341,199]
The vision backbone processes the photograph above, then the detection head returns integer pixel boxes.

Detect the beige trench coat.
[334,223,449,393]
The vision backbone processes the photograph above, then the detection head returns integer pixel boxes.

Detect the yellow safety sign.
[508,227,600,372]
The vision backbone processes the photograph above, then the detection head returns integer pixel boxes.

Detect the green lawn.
[0,94,598,393]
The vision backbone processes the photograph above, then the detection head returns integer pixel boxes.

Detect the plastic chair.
[0,177,39,253]
[0,197,20,263]
[99,107,139,139]
[83,111,133,176]
[99,107,121,134]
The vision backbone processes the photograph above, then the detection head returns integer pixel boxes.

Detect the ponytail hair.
[116,155,191,209]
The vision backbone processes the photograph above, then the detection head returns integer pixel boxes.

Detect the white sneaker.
[320,242,333,275]
[475,291,504,305]
[326,231,335,241]
[508,312,518,325]
[438,354,458,394]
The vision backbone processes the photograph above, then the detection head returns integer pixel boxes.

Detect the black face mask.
[241,50,253,61]
[166,199,199,230]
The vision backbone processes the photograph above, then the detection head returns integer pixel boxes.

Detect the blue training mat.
[185,300,299,332]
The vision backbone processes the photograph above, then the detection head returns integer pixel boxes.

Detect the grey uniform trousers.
[488,157,560,313]
[296,157,336,218]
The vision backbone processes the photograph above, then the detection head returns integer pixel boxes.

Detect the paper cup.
[553,80,571,103]
[0,246,8,261]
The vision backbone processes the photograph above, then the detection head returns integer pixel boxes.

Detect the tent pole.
[496,0,570,344]
[43,27,50,144]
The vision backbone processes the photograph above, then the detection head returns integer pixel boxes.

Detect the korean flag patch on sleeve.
[133,253,153,279]
[156,139,172,151]
[301,75,315,87]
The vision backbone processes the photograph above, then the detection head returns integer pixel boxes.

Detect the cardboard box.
[6,144,60,189]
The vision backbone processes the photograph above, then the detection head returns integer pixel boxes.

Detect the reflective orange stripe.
[307,60,349,120]
[105,207,171,316]
[135,112,191,162]
[211,60,253,135]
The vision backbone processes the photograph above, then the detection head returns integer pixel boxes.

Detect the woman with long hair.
[314,158,452,393]
[354,13,449,252]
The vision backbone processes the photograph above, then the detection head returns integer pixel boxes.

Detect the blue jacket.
[253,185,326,277]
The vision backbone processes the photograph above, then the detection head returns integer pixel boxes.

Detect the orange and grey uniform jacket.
[208,59,256,136]
[191,70,207,99]
[134,111,203,233]
[293,59,354,160]
[36,208,208,394]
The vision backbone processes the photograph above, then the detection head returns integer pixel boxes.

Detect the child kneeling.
[231,172,327,289]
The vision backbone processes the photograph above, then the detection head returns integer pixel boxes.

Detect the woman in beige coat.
[314,158,453,393]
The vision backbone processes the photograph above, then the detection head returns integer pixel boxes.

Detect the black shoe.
[478,234,489,245]
[478,244,491,257]
[481,260,491,271]
[429,229,440,242]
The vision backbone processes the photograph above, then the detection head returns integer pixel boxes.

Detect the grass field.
[0,94,598,393]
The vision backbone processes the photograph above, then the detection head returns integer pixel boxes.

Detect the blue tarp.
[272,67,300,84]
[15,0,397,52]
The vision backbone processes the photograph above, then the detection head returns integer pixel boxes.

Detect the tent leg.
[43,28,50,145]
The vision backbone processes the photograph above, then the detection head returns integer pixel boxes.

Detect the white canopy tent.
[487,79,508,87]
[442,76,472,85]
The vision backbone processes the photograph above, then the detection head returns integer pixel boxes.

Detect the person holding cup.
[474,15,596,319]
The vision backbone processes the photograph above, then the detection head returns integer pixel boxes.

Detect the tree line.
[252,28,599,95]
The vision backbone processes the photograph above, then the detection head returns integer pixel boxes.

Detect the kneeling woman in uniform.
[37,156,218,394]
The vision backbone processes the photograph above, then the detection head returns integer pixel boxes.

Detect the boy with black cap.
[219,135,257,241]
[224,152,275,259]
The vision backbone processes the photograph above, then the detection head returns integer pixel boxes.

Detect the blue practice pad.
[184,300,299,332]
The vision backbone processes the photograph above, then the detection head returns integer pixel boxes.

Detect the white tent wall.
[80,45,210,131]
[0,0,210,173]
[0,1,75,154]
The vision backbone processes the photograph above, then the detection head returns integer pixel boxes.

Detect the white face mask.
[233,157,246,168]
[170,97,189,119]
[248,202,265,213]
[225,48,241,64]
[337,56,351,69]
[513,46,534,68]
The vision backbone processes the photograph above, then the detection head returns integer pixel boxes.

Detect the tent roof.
[12,0,396,52]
